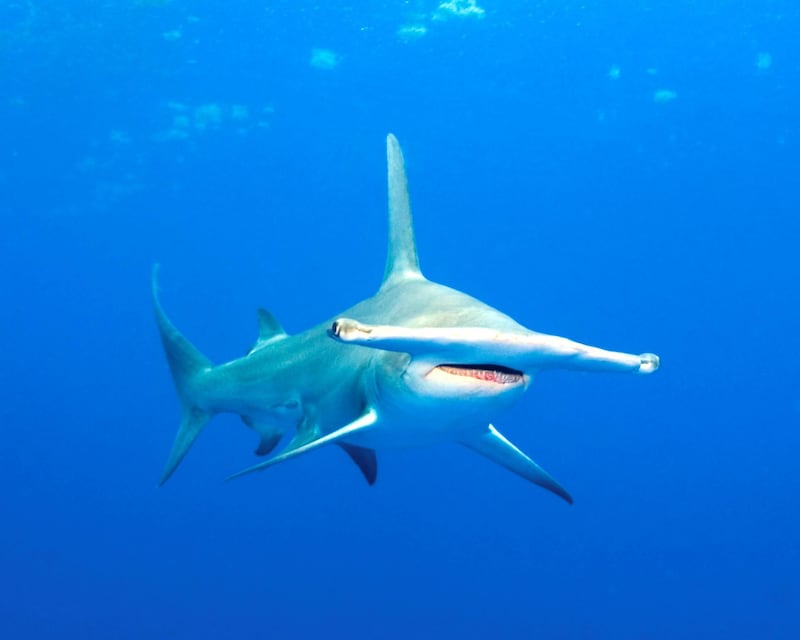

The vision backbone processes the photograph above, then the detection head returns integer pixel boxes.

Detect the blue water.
[2,2,799,638]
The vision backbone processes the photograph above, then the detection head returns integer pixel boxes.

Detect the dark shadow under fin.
[461,424,573,504]
[255,433,282,457]
[337,443,378,485]
[240,416,284,457]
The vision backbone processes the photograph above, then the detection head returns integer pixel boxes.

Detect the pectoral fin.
[227,409,378,481]
[337,443,378,485]
[461,425,573,504]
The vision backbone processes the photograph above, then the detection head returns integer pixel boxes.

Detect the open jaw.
[435,363,524,385]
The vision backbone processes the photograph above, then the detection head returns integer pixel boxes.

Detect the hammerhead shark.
[153,134,659,503]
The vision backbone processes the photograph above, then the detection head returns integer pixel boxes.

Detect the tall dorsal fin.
[381,134,423,289]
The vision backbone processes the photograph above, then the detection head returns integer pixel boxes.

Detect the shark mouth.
[436,363,524,385]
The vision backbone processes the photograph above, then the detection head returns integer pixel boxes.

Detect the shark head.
[330,308,657,436]
[326,134,658,436]
[330,314,530,422]
[332,331,529,444]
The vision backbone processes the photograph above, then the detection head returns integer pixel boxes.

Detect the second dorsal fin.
[248,307,287,354]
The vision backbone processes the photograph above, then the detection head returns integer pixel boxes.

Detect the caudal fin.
[152,266,213,485]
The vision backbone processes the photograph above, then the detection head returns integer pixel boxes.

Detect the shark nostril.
[638,353,660,374]
[328,318,371,342]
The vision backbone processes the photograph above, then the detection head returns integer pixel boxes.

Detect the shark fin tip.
[338,443,378,486]
[158,467,174,487]
[464,425,574,504]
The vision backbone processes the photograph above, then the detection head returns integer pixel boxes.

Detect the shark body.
[154,135,659,503]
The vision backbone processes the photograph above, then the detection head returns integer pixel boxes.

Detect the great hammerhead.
[153,134,659,503]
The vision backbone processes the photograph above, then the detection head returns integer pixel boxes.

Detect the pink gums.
[437,365,522,385]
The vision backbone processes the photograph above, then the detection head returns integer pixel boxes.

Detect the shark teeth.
[437,364,523,385]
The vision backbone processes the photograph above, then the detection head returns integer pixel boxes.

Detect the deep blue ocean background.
[2,1,799,638]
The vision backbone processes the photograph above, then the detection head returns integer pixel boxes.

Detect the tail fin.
[152,265,213,485]
[381,134,423,289]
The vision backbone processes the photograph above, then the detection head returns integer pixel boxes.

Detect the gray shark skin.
[153,134,659,503]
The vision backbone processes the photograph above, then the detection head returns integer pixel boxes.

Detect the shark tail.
[152,265,214,485]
